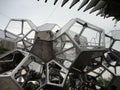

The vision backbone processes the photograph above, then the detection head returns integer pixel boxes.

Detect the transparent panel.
[116,66,120,75]
[25,31,35,44]
[105,35,112,48]
[54,34,78,68]
[56,47,77,68]
[5,20,34,44]
[6,21,22,35]
[108,66,117,74]
[100,32,105,46]
[94,69,113,87]
[17,41,24,49]
[22,22,31,35]
[68,22,104,48]
[112,41,120,51]
[82,28,100,47]
[53,37,63,53]
[54,34,74,54]
[88,67,104,77]
[68,23,83,39]
[62,48,76,61]
[26,30,35,38]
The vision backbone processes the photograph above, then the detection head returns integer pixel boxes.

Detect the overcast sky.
[0,0,120,33]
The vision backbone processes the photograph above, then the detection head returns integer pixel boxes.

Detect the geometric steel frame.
[10,51,42,89]
[0,49,29,90]
[38,60,68,89]
[46,60,68,87]
[4,19,37,51]
[0,18,120,90]
[55,18,105,51]
[54,18,106,71]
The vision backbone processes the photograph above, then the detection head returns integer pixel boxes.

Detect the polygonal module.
[0,49,29,89]
[4,19,37,51]
[38,60,68,89]
[11,54,42,90]
[0,18,120,90]
[0,49,26,74]
[54,18,106,71]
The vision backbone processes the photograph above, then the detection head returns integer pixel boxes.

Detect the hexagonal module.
[54,18,106,71]
[0,50,29,89]
[0,75,22,90]
[10,53,43,90]
[0,49,26,74]
[4,19,36,51]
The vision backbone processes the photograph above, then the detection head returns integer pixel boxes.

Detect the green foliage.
[97,77,112,86]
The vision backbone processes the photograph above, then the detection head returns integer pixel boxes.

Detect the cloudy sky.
[0,0,120,33]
